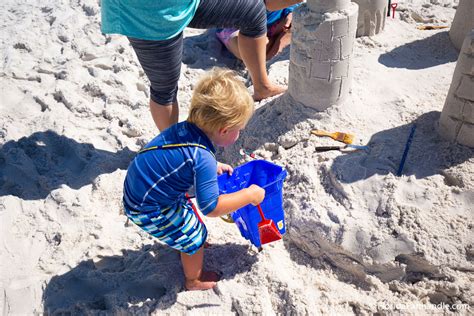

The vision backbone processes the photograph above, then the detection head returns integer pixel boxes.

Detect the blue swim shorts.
[124,201,207,255]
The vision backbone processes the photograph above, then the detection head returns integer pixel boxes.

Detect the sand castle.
[352,0,386,37]
[439,30,474,147]
[288,0,359,111]
[449,0,474,50]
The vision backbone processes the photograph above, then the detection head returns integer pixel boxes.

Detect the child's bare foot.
[185,271,220,291]
[185,279,216,291]
[253,84,286,101]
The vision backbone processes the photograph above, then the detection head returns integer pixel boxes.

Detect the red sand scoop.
[391,2,398,19]
[257,204,282,245]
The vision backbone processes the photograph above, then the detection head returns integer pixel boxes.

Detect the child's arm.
[265,0,303,11]
[206,184,265,218]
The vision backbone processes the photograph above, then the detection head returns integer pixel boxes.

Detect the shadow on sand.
[378,31,458,69]
[42,242,257,314]
[331,111,473,183]
[0,130,135,200]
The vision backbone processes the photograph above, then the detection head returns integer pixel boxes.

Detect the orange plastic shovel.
[257,204,282,245]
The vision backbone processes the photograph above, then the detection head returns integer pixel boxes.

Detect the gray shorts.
[128,0,267,105]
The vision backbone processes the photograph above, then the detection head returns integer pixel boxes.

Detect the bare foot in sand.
[185,271,220,291]
[253,84,286,101]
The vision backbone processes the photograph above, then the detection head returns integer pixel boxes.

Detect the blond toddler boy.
[123,68,265,290]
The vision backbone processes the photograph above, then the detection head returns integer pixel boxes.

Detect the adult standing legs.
[129,0,287,131]
[128,34,183,131]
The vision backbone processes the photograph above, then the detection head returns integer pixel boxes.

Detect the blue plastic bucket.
[217,160,287,247]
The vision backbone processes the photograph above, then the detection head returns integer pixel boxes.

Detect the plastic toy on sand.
[256,204,282,245]
[218,160,287,248]
[311,129,355,144]
[391,2,398,18]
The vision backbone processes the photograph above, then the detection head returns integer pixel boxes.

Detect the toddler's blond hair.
[188,68,254,131]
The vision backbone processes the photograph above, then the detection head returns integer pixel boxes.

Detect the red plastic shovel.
[391,2,398,18]
[185,193,204,224]
[257,204,282,245]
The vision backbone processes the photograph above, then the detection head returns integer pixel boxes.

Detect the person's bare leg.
[228,33,273,61]
[265,35,277,61]
[266,31,292,61]
[181,247,219,291]
[266,14,294,61]
[149,99,179,131]
[266,34,280,61]
[238,34,286,101]
[225,34,243,60]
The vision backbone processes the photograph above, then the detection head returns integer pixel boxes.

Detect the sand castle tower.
[288,0,359,111]
[438,30,474,147]
[352,0,386,37]
[449,0,474,51]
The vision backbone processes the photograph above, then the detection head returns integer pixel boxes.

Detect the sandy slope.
[0,0,472,315]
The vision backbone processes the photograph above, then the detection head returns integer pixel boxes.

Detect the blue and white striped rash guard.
[123,121,219,215]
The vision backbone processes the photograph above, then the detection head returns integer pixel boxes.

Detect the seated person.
[216,0,303,61]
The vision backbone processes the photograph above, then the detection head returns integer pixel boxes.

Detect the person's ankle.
[253,84,286,101]
[185,277,198,287]
[255,81,275,91]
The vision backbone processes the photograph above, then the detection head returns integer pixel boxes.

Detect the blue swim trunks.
[124,200,207,255]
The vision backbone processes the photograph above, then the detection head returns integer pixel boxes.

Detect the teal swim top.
[101,0,201,41]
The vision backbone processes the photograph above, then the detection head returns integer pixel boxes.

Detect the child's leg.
[265,13,294,60]
[226,31,271,61]
[216,29,242,60]
[124,202,218,291]
[266,31,292,60]
[265,35,277,61]
[225,33,242,60]
[181,247,220,291]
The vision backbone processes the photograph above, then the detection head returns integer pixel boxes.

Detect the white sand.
[1,0,472,314]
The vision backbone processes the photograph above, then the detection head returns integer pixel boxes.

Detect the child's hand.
[217,162,233,175]
[248,184,265,205]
